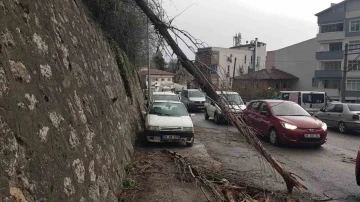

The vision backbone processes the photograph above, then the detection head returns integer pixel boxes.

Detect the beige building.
[195,42,267,89]
[139,68,175,92]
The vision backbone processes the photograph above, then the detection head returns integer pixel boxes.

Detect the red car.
[243,100,327,146]
[356,148,360,185]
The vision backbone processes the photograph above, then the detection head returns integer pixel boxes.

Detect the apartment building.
[195,42,267,89]
[314,0,360,101]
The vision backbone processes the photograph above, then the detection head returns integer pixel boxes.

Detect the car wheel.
[338,122,347,133]
[186,138,194,147]
[204,109,209,120]
[214,113,221,125]
[269,128,280,146]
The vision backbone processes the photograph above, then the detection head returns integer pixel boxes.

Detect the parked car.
[180,89,206,111]
[243,100,327,146]
[204,91,246,124]
[151,92,180,102]
[144,101,194,146]
[276,91,331,113]
[356,148,360,185]
[313,103,360,133]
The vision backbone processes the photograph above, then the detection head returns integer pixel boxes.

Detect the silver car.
[314,103,360,133]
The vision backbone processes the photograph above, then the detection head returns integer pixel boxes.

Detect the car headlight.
[147,126,160,131]
[280,122,297,130]
[183,127,194,133]
[321,122,327,131]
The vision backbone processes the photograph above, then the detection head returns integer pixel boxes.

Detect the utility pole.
[147,0,151,104]
[341,43,348,103]
[253,38,258,71]
[232,57,237,88]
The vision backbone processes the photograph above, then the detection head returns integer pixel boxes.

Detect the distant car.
[243,100,327,146]
[204,91,246,124]
[144,101,194,146]
[356,148,360,185]
[314,103,360,133]
[151,92,180,103]
[180,89,206,111]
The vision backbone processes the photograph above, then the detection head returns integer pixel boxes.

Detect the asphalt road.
[191,111,360,201]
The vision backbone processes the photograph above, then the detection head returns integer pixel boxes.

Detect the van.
[276,91,331,113]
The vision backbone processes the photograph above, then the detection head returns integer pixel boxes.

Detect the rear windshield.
[152,95,179,101]
[302,93,324,104]
[188,91,205,98]
[347,104,360,111]
[220,94,244,105]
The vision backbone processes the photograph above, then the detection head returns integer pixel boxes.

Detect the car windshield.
[188,91,205,98]
[347,104,360,111]
[152,94,179,101]
[149,102,188,117]
[220,94,244,105]
[270,102,310,116]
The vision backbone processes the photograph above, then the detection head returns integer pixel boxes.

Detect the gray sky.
[162,0,343,59]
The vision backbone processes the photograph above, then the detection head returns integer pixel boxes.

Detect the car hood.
[276,116,322,129]
[147,115,193,128]
[189,97,205,102]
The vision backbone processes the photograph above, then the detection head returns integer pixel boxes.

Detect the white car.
[204,91,246,124]
[145,101,194,146]
[151,92,180,102]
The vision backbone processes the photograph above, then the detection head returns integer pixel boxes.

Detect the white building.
[140,68,175,92]
[195,41,267,89]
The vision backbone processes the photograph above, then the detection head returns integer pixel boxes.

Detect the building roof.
[234,69,298,80]
[315,0,349,16]
[140,69,175,76]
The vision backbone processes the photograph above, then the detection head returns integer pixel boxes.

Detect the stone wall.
[0,0,144,201]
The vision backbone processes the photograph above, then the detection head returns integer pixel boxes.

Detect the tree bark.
[133,0,307,193]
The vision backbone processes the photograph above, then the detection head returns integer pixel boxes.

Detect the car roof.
[152,100,182,104]
[186,89,201,92]
[216,91,239,95]
[152,92,176,95]
[280,91,325,94]
[250,99,293,103]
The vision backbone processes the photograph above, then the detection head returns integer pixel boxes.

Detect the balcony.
[316,51,344,60]
[315,70,342,80]
[316,31,345,41]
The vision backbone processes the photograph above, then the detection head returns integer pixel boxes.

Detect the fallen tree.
[133,0,307,193]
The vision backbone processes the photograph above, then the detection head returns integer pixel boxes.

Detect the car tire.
[269,128,280,146]
[214,113,221,125]
[186,138,194,147]
[204,109,209,120]
[338,122,347,134]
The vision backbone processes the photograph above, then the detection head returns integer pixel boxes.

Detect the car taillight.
[353,115,360,120]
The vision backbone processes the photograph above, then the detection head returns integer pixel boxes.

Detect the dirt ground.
[119,128,321,202]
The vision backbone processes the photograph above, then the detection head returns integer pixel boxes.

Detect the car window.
[250,102,260,112]
[149,102,188,117]
[269,102,310,116]
[302,93,325,104]
[333,104,343,113]
[152,95,179,101]
[347,104,360,111]
[220,94,244,105]
[188,91,205,98]
[282,93,290,100]
[259,102,268,112]
[324,104,335,112]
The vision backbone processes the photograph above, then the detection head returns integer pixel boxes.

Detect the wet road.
[191,112,360,201]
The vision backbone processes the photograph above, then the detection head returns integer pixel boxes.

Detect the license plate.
[304,134,320,138]
[163,135,180,140]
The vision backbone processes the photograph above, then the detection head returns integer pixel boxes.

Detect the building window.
[312,78,318,87]
[161,78,165,81]
[323,80,340,89]
[349,40,360,51]
[320,22,344,33]
[347,79,360,91]
[250,56,253,64]
[210,64,217,72]
[350,20,360,32]
[329,43,342,51]
[324,61,341,70]
[167,78,171,81]
[349,60,360,71]
[244,55,247,64]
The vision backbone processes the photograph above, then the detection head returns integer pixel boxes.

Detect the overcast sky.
[161,0,343,59]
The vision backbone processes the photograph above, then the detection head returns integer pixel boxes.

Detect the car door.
[330,104,344,125]
[257,102,271,135]
[246,101,261,130]
[181,90,188,104]
[318,104,336,126]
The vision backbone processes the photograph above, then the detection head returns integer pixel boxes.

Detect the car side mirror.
[142,111,147,115]
[309,112,314,116]
[260,111,269,116]
[190,114,195,117]
[320,108,325,112]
